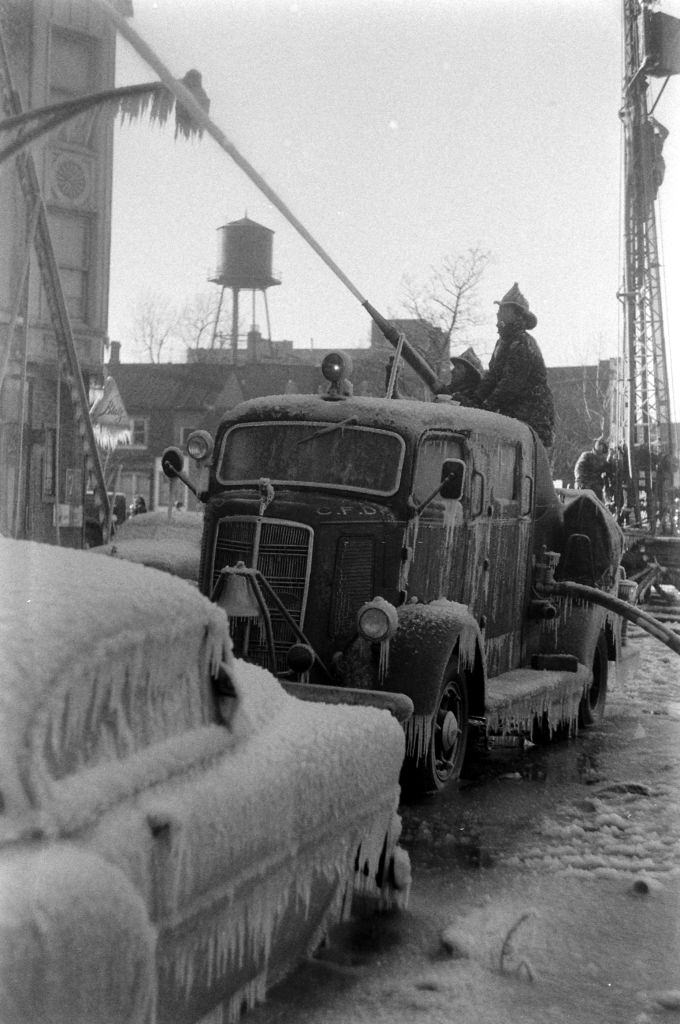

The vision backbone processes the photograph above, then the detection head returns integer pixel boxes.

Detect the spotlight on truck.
[321,352,353,397]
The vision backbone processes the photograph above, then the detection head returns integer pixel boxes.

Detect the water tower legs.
[231,287,239,362]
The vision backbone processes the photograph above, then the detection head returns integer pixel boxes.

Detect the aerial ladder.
[615,0,680,598]
[617,0,678,531]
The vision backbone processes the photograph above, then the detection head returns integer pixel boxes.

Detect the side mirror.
[440,459,466,501]
[161,446,184,479]
[410,458,466,517]
[160,445,202,500]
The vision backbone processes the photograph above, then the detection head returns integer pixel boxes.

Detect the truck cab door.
[467,439,534,676]
[405,432,470,601]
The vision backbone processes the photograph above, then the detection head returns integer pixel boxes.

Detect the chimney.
[109,340,121,365]
[246,326,262,362]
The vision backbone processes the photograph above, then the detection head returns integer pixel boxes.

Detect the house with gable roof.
[106,342,322,511]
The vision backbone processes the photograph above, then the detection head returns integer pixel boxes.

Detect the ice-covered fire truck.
[162,317,675,795]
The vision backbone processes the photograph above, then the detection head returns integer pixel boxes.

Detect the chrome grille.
[212,517,313,672]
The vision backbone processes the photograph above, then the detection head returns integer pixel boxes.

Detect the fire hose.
[537,579,680,656]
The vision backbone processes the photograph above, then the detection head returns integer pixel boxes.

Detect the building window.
[180,426,198,446]
[49,28,97,148]
[48,209,90,322]
[130,417,149,447]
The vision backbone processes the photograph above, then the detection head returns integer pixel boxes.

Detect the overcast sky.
[108,0,680,413]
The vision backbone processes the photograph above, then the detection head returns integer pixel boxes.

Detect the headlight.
[357,596,398,642]
[185,429,214,464]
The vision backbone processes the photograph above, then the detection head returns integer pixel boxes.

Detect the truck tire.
[414,664,469,794]
[579,631,608,727]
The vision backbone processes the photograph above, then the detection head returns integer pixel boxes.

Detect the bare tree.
[130,291,182,363]
[129,290,243,362]
[549,351,617,486]
[400,246,492,378]
[179,289,232,351]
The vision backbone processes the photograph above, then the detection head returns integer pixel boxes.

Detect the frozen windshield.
[216,421,405,496]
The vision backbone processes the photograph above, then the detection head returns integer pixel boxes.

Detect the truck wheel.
[417,668,469,794]
[579,632,608,727]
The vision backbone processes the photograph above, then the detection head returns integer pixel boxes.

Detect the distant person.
[447,346,485,405]
[574,437,610,501]
[130,494,147,516]
[476,283,555,448]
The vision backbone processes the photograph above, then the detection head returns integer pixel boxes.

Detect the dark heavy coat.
[476,331,555,448]
[574,448,610,499]
[450,377,483,407]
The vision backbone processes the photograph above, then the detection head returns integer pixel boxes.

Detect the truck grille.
[212,517,313,672]
[330,536,375,640]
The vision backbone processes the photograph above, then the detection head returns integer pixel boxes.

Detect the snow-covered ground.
[247,625,680,1024]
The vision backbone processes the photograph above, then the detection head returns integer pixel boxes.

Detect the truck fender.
[388,599,485,716]
[385,600,485,765]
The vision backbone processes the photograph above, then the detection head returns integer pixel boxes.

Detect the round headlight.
[186,429,214,463]
[357,597,398,642]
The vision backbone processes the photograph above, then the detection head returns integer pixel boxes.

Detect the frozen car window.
[217,422,405,496]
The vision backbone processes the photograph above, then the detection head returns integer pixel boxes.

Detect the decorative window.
[130,417,149,447]
[49,28,97,148]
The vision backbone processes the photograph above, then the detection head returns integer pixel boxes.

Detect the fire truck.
[135,0,680,795]
[161,325,674,795]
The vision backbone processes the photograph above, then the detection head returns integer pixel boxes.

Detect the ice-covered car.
[90,508,203,580]
[0,538,410,1024]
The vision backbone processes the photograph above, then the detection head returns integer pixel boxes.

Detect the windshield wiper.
[295,416,357,445]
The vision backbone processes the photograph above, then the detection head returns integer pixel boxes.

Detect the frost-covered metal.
[189,387,630,794]
[0,539,409,1023]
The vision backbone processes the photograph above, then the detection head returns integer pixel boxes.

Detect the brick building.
[0,0,118,544]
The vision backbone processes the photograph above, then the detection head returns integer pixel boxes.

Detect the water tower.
[210,216,281,360]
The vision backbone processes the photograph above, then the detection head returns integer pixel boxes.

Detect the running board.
[484,662,591,736]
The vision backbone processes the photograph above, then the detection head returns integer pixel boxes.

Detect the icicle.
[440,499,462,557]
[378,636,390,685]
[404,712,434,761]
[117,84,174,128]
[398,517,420,593]
[154,770,404,1016]
[486,668,587,738]
[455,615,480,673]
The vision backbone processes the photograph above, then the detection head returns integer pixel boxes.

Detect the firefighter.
[448,346,485,406]
[476,283,555,448]
[574,437,610,501]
